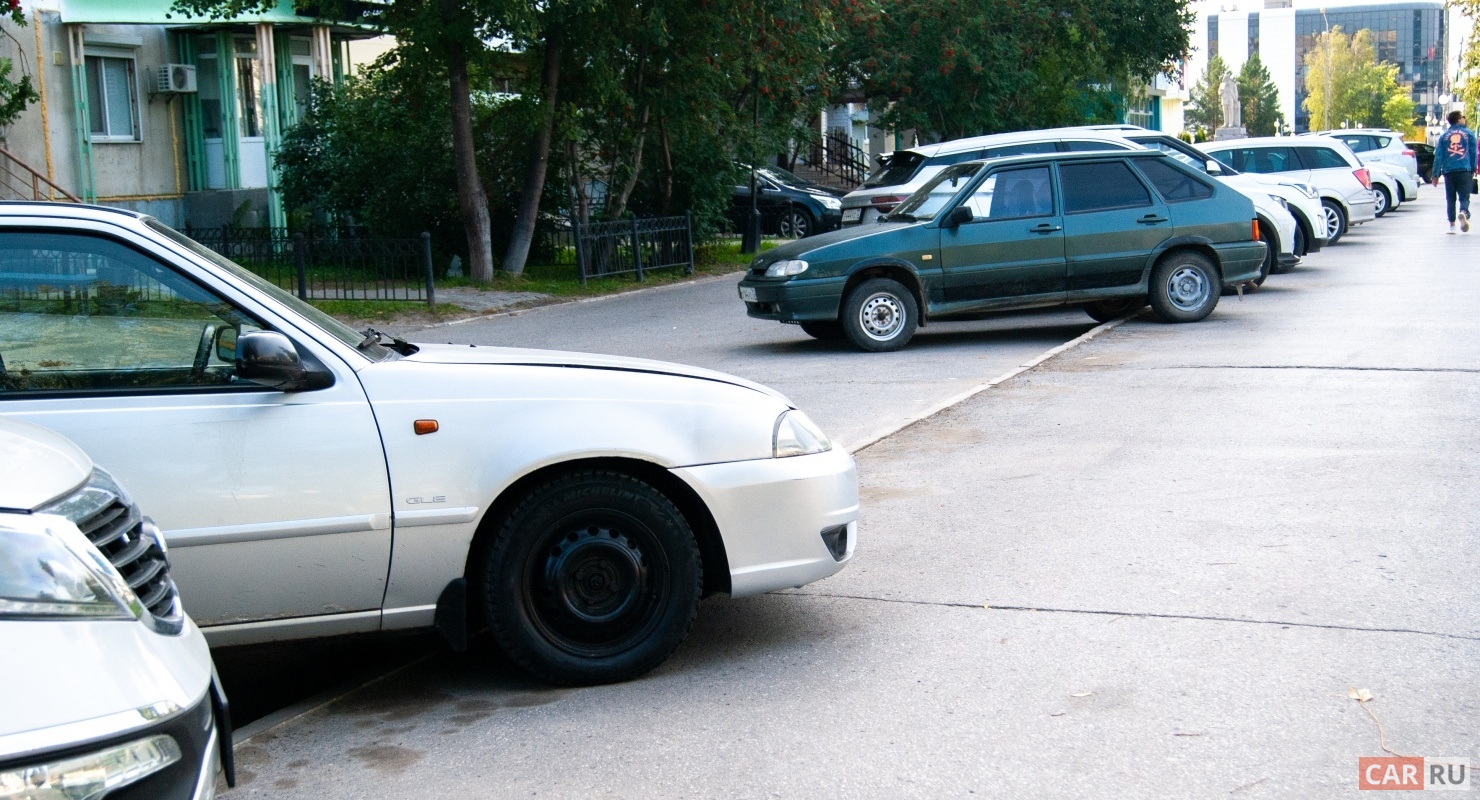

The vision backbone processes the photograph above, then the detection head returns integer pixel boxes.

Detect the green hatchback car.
[737,150,1267,351]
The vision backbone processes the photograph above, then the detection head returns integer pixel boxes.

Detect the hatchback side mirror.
[945,206,974,228]
[1206,159,1224,175]
[235,331,333,391]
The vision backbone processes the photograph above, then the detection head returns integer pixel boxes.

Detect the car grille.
[44,470,183,631]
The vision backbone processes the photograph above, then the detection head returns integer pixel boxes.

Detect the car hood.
[0,416,92,511]
[749,220,920,269]
[402,343,792,406]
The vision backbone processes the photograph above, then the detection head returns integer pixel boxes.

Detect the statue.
[1220,73,1241,129]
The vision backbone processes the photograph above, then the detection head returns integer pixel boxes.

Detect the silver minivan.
[842,130,1138,224]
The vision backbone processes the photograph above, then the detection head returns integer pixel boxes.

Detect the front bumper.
[1277,253,1301,270]
[672,446,858,597]
[738,275,847,323]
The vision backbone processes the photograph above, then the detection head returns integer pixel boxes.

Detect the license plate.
[739,286,757,302]
[842,208,862,223]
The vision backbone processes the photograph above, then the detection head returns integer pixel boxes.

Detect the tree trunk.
[501,30,562,276]
[658,116,673,215]
[608,103,649,219]
[443,23,494,282]
[566,137,590,225]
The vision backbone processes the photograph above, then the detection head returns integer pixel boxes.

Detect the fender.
[1139,234,1221,288]
[840,256,935,326]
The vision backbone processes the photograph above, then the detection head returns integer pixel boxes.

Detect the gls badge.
[405,495,446,505]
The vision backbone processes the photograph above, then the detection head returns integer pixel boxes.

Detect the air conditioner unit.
[155,64,197,93]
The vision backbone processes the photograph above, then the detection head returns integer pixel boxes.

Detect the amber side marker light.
[1252,218,1261,242]
[414,420,439,435]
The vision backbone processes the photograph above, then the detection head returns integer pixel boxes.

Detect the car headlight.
[764,259,809,277]
[773,410,832,457]
[0,516,141,621]
[1267,194,1289,209]
[819,196,842,210]
[1280,182,1319,200]
[0,734,182,800]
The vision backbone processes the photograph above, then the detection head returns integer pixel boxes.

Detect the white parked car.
[1313,128,1422,182]
[1199,136,1377,245]
[1362,160,1419,217]
[0,202,858,685]
[842,130,1140,225]
[0,416,230,800]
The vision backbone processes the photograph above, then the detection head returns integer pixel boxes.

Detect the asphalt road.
[217,192,1478,797]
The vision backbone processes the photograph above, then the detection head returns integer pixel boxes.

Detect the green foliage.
[1237,54,1284,137]
[1184,55,1228,141]
[0,10,38,128]
[1303,27,1414,130]
[833,0,1194,141]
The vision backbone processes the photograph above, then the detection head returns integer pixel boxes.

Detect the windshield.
[756,166,810,189]
[1132,137,1241,175]
[862,151,927,188]
[888,163,983,221]
[145,220,392,361]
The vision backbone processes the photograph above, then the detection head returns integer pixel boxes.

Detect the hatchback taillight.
[1354,168,1371,189]
[871,195,906,212]
[1402,149,1415,157]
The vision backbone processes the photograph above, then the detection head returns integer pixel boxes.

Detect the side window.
[0,232,260,395]
[1300,147,1350,169]
[1061,140,1131,152]
[1208,150,1243,171]
[962,167,1054,220]
[984,142,1058,158]
[1245,147,1301,173]
[1134,159,1215,202]
[1375,136,1392,148]
[1336,135,1372,153]
[1059,161,1154,213]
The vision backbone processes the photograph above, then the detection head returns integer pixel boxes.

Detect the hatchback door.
[1059,159,1170,293]
[0,224,393,628]
[939,165,1065,307]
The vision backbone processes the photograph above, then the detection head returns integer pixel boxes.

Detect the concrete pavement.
[223,192,1477,798]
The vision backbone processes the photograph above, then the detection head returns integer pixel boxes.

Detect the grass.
[309,299,466,320]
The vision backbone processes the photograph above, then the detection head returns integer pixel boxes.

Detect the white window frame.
[83,46,143,143]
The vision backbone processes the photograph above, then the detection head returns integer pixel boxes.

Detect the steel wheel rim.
[1323,206,1341,237]
[522,513,668,658]
[1166,265,1209,312]
[858,292,906,340]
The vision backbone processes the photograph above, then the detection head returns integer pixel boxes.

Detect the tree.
[1237,54,1284,137]
[833,0,1193,142]
[0,7,40,129]
[1303,26,1413,131]
[1184,55,1229,141]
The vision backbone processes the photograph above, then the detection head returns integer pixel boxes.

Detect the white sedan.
[0,202,858,685]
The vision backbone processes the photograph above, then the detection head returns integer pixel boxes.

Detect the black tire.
[1084,296,1147,323]
[779,209,814,239]
[840,277,918,352]
[1282,218,1308,265]
[1321,199,1348,245]
[1250,226,1275,288]
[477,470,701,686]
[1373,185,1391,217]
[799,320,843,340]
[1149,251,1220,323]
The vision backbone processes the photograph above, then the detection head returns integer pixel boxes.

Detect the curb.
[845,310,1142,454]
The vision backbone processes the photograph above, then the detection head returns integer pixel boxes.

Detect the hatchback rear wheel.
[1321,200,1348,245]
[1373,185,1391,217]
[1149,251,1220,323]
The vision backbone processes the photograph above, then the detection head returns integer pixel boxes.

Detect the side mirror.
[214,326,239,362]
[945,206,974,228]
[1206,159,1225,175]
[235,330,333,391]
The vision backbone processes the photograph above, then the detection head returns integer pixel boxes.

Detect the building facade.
[0,0,370,228]
[1188,0,1473,134]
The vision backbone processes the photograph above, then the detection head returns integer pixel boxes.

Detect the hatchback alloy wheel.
[779,211,812,239]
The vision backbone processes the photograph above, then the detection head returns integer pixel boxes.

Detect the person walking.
[1432,110,1478,234]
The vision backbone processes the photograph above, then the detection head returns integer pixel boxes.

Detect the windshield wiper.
[359,327,416,356]
[886,212,917,222]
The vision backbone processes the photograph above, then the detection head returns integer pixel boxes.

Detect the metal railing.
[184,226,436,308]
[572,214,693,284]
[0,146,80,202]
[792,132,870,190]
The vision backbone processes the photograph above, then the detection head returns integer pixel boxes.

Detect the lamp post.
[1320,7,1332,131]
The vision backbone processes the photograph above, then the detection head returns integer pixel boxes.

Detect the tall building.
[1187,0,1473,133]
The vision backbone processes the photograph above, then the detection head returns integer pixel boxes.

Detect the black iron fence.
[572,214,693,285]
[185,226,435,308]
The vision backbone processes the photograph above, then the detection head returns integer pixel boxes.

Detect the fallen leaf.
[1070,692,1093,698]
[1348,687,1374,702]
[1049,711,1066,717]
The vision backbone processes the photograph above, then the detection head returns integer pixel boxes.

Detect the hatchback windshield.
[862,151,927,188]
[887,163,983,221]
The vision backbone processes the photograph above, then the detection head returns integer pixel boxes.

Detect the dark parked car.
[737,150,1266,352]
[1407,141,1435,181]
[730,165,845,239]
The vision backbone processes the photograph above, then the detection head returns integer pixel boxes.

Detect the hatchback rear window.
[1299,147,1350,169]
[863,151,927,188]
[1134,158,1214,202]
[1060,161,1154,213]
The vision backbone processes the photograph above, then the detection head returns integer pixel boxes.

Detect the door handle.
[1029,223,1062,233]
[1136,214,1169,224]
